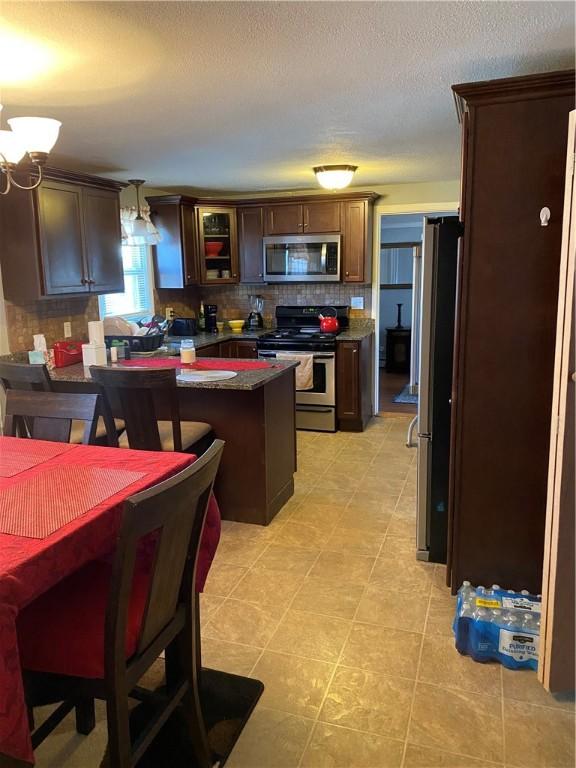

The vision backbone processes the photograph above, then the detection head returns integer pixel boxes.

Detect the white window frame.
[98,243,155,321]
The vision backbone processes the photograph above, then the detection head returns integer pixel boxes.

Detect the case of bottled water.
[453,582,540,670]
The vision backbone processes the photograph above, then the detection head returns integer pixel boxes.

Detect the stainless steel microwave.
[262,234,340,282]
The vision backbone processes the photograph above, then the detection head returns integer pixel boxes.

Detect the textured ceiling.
[1,1,574,193]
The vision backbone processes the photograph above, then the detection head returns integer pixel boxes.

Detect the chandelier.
[0,104,61,195]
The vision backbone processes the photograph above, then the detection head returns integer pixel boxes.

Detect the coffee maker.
[205,304,218,333]
[247,295,264,330]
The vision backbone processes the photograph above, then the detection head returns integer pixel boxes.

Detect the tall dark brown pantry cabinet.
[448,71,575,595]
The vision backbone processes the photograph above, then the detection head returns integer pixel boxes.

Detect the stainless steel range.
[257,305,350,432]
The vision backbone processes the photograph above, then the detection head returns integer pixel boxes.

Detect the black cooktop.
[260,329,339,342]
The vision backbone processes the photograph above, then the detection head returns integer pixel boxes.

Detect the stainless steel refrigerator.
[416,216,462,563]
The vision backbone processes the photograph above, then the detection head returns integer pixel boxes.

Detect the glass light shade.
[7,116,61,153]
[0,129,27,164]
[314,164,358,190]
[129,217,149,236]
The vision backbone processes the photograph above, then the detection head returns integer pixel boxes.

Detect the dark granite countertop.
[165,330,268,350]
[336,328,375,341]
[46,359,297,391]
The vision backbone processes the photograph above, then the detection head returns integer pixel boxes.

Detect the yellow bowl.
[228,320,244,331]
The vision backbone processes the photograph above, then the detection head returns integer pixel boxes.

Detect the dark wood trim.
[195,191,380,207]
[452,69,575,122]
[13,166,128,191]
[380,283,412,290]
[146,194,198,206]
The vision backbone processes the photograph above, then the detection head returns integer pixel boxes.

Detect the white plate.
[177,370,238,382]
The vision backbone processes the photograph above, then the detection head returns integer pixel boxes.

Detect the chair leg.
[75,697,96,735]
[164,595,211,768]
[106,686,132,768]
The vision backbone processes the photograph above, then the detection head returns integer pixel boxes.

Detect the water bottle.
[454,581,474,654]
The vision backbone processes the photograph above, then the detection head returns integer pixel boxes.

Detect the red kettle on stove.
[319,307,340,334]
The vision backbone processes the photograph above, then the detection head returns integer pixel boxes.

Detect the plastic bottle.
[454,581,474,654]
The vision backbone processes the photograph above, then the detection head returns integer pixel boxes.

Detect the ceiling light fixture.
[313,164,358,190]
[0,104,61,195]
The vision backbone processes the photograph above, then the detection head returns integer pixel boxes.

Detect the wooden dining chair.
[4,389,118,446]
[19,440,225,768]
[0,361,123,446]
[89,366,214,455]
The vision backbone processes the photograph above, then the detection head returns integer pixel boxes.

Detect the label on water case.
[498,629,539,662]
[502,597,541,612]
[476,598,500,608]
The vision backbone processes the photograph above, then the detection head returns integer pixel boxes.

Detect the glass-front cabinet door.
[197,207,239,285]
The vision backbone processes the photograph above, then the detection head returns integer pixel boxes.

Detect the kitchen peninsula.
[43,357,297,525]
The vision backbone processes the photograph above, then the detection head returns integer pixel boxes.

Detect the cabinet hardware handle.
[259,272,263,277]
[80,278,87,285]
[345,271,350,276]
[233,273,237,277]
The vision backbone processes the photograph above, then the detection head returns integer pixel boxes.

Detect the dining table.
[0,436,221,767]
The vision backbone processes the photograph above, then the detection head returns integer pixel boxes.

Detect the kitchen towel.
[275,352,314,390]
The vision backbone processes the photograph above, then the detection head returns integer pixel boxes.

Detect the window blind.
[99,245,153,319]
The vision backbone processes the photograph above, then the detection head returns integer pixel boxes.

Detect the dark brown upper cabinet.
[82,187,125,293]
[0,168,125,301]
[302,200,341,233]
[342,199,371,283]
[238,206,264,283]
[197,206,239,285]
[264,200,341,236]
[147,195,199,288]
[264,204,303,235]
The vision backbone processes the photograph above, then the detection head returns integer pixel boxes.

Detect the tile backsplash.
[196,283,372,325]
[5,284,371,353]
[5,296,100,353]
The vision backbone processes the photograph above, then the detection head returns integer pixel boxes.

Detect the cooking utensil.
[319,307,339,333]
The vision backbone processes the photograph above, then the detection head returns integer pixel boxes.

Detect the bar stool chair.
[89,366,214,455]
[0,361,123,445]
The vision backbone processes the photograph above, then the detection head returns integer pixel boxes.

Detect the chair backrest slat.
[89,366,182,452]
[0,361,53,393]
[4,390,101,444]
[104,440,224,678]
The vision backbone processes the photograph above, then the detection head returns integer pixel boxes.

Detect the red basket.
[53,341,84,367]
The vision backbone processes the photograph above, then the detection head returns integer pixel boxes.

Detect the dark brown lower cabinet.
[336,335,373,431]
[196,343,221,357]
[448,70,575,595]
[197,339,258,359]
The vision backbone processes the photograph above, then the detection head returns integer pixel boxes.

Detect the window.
[99,244,154,319]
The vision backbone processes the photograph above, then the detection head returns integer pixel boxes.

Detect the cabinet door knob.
[259,273,263,278]
[345,271,350,277]
[233,273,237,278]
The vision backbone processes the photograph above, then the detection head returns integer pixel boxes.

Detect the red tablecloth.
[0,438,221,764]
[119,357,272,371]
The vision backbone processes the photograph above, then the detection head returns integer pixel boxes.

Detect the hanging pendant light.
[125,179,161,245]
[313,164,358,190]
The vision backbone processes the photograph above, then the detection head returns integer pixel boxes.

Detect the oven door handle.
[258,351,334,361]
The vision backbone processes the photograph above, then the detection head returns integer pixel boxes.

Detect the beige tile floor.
[35,414,575,767]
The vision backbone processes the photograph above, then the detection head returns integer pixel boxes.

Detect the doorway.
[375,211,458,415]
[378,215,423,414]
